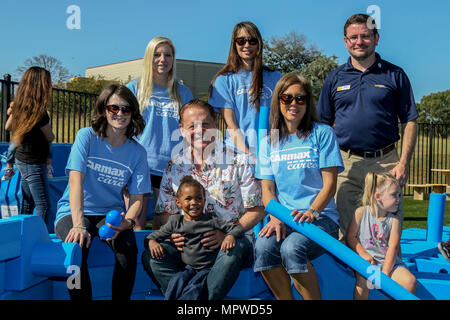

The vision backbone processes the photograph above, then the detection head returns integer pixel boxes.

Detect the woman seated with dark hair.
[54,84,151,300]
[254,73,344,300]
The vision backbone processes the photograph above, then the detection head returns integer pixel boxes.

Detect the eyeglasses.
[235,37,258,46]
[345,34,373,43]
[279,94,307,105]
[106,104,132,115]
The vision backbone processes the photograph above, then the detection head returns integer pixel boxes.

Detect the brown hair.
[176,175,206,198]
[179,99,216,124]
[209,21,270,111]
[91,84,146,140]
[10,67,52,146]
[344,13,378,36]
[269,73,317,143]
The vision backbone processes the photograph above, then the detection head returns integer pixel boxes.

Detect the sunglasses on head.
[106,104,132,115]
[279,94,308,105]
[235,37,258,46]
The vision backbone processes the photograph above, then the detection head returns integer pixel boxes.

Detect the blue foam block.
[415,256,450,274]
[226,268,270,299]
[0,262,4,295]
[4,215,50,291]
[30,241,81,277]
[414,272,450,300]
[0,218,22,261]
[0,279,53,300]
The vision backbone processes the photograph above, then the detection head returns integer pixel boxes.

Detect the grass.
[403,196,450,230]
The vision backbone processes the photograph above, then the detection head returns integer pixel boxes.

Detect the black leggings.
[55,214,138,301]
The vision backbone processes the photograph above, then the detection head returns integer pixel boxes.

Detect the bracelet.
[72,226,87,230]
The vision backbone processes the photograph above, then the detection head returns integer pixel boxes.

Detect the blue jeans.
[15,159,50,224]
[6,142,16,164]
[142,236,253,300]
[254,215,339,274]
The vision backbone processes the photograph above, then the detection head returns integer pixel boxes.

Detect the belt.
[340,143,396,158]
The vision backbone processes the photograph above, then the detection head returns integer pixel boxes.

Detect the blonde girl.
[346,172,417,299]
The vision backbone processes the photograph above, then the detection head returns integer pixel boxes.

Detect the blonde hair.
[137,37,181,113]
[362,172,399,209]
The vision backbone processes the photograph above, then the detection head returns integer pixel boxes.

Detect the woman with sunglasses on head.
[54,84,151,300]
[209,21,282,157]
[127,36,193,230]
[6,66,55,226]
[254,73,344,300]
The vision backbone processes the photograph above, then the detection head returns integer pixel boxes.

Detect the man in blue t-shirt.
[316,13,418,239]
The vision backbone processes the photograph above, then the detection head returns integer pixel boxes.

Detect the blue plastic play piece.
[99,224,115,240]
[265,199,419,300]
[30,241,81,277]
[105,210,122,227]
[427,192,446,243]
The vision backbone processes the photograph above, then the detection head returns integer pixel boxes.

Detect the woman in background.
[7,66,55,225]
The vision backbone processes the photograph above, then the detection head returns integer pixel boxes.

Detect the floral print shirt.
[156,146,262,226]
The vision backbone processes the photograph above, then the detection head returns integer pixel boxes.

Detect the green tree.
[298,55,338,103]
[263,30,338,102]
[263,31,322,74]
[417,90,450,124]
[16,54,70,83]
[62,75,122,94]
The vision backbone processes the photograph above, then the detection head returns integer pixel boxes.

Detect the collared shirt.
[156,146,262,237]
[316,53,418,151]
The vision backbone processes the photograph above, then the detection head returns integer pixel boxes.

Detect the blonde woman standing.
[127,37,193,230]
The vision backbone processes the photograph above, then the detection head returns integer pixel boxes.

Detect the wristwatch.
[126,218,136,229]
[308,208,321,219]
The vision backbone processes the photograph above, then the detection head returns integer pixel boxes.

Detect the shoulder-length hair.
[10,66,52,146]
[137,36,181,113]
[210,21,269,112]
[92,84,146,140]
[269,73,318,143]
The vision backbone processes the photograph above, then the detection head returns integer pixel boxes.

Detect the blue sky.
[1,0,449,101]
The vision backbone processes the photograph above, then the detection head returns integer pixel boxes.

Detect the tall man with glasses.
[316,13,418,240]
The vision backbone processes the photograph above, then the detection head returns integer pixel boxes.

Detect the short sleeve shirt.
[55,127,151,224]
[156,146,263,239]
[127,79,193,175]
[209,69,282,153]
[316,53,418,151]
[256,123,344,225]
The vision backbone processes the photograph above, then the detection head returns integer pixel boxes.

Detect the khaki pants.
[336,149,404,241]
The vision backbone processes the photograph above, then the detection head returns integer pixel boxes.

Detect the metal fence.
[1,74,98,143]
[1,74,448,196]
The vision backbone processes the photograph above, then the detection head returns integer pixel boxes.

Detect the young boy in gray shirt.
[146,175,244,270]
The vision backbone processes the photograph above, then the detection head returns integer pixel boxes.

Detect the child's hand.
[148,240,164,259]
[220,235,235,252]
[361,252,376,265]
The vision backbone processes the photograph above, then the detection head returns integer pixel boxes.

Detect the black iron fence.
[1,74,449,196]
[1,74,97,143]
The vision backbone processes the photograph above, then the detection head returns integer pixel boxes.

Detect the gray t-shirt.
[357,206,403,266]
[147,213,244,270]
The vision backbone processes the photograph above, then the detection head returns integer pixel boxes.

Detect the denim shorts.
[254,215,339,274]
